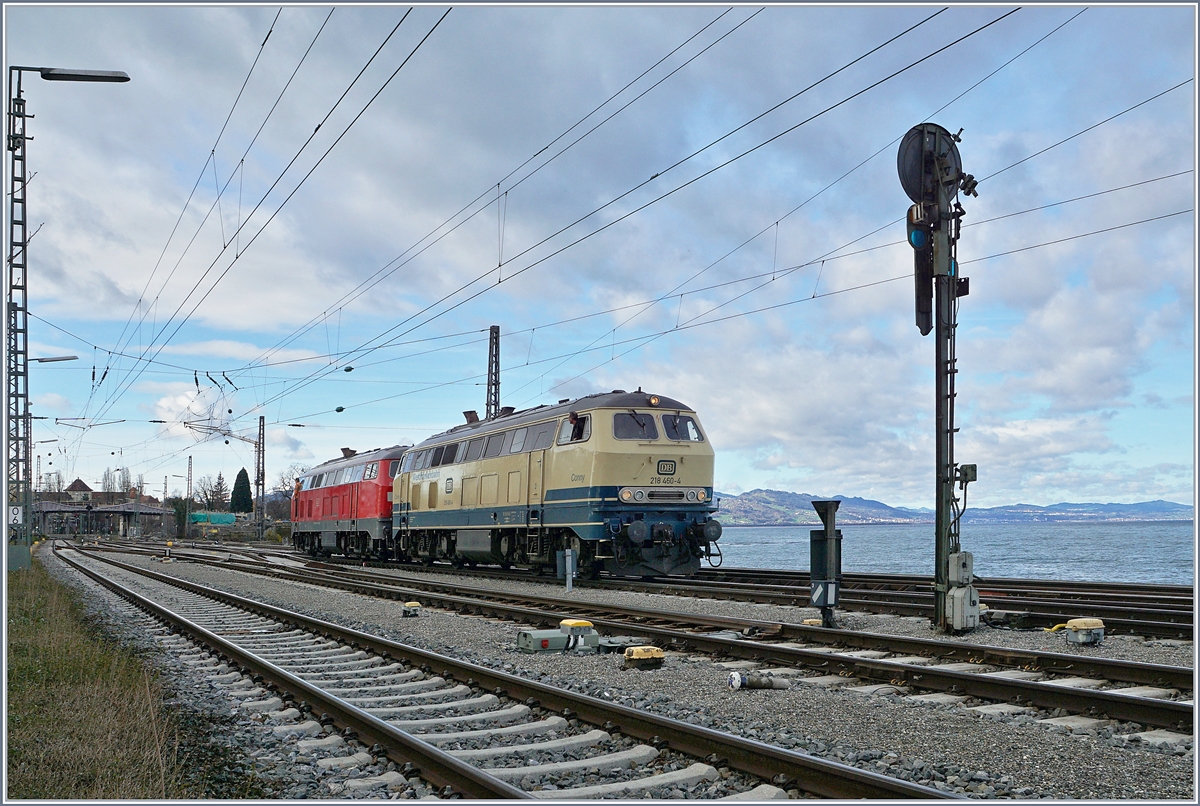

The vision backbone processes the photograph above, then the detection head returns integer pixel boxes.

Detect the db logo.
[657,460,676,476]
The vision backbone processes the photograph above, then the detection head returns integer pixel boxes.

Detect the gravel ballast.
[40,546,1196,800]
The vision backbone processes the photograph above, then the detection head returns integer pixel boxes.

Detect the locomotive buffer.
[897,124,980,633]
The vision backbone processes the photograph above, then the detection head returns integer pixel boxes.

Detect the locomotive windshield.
[662,414,704,442]
[613,412,658,440]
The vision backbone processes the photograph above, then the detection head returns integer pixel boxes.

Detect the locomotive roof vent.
[463,410,480,424]
[499,406,515,417]
[558,398,570,403]
[340,448,357,458]
[611,389,626,394]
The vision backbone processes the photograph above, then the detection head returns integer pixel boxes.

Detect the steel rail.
[596,577,1194,636]
[77,544,1194,690]
[62,545,952,800]
[648,575,1194,612]
[278,560,1194,692]
[268,547,1194,634]
[53,545,530,799]
[95,548,1192,730]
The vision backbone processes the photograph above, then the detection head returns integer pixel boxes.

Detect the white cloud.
[32,392,72,413]
[8,5,1192,506]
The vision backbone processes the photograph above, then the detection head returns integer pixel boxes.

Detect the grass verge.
[6,552,271,798]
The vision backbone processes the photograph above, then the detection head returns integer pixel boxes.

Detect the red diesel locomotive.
[291,444,408,557]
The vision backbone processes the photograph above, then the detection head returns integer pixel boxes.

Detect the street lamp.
[6,65,128,571]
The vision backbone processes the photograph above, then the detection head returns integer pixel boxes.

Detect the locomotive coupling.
[702,519,722,541]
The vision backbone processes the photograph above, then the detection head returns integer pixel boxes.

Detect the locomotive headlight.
[633,489,645,502]
[697,490,707,502]
[649,395,660,406]
[686,490,697,501]
[620,488,633,502]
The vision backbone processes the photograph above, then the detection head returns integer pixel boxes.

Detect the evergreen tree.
[230,468,253,513]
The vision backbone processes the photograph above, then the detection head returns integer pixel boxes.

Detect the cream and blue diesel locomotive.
[292,389,723,576]
[394,389,722,577]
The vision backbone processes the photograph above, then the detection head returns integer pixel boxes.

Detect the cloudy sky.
[5,3,1195,508]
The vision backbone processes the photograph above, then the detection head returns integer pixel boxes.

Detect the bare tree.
[268,463,310,520]
[194,473,230,511]
[46,471,63,493]
[101,467,118,493]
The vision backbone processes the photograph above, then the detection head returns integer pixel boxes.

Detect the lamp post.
[6,65,128,571]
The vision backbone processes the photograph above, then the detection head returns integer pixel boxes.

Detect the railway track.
[89,544,1193,734]
[234,544,1194,638]
[96,540,1195,638]
[56,543,951,800]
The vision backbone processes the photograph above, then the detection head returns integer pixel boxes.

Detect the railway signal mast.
[182,415,266,541]
[485,324,500,420]
[897,124,980,633]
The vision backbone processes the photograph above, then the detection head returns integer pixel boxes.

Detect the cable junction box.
[517,629,600,653]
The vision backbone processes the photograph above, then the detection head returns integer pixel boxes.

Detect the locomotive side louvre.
[392,390,722,577]
[292,444,408,558]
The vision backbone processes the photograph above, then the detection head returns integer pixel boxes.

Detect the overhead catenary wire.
[71,7,341,473]
[105,8,283,364]
[34,165,1189,393]
[243,201,1192,430]
[86,8,433,426]
[61,8,286,471]
[239,7,761,373]
[42,11,1185,479]
[63,9,449,479]
[80,182,1189,482]
[245,7,987,415]
[115,7,339,362]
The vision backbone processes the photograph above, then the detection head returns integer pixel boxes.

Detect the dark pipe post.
[809,500,842,628]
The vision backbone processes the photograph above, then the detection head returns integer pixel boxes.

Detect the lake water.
[713,521,1196,586]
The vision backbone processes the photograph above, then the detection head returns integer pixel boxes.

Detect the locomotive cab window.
[509,428,528,453]
[464,438,484,462]
[483,432,505,458]
[364,462,378,480]
[346,465,365,483]
[614,412,659,440]
[556,414,591,445]
[662,414,704,442]
[439,443,459,465]
[388,459,401,478]
[530,422,555,450]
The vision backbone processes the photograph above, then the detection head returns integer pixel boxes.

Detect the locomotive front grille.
[647,490,686,501]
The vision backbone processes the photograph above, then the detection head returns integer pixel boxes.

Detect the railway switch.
[401,601,421,617]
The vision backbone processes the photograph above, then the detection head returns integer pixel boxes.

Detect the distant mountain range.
[713,489,1193,526]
